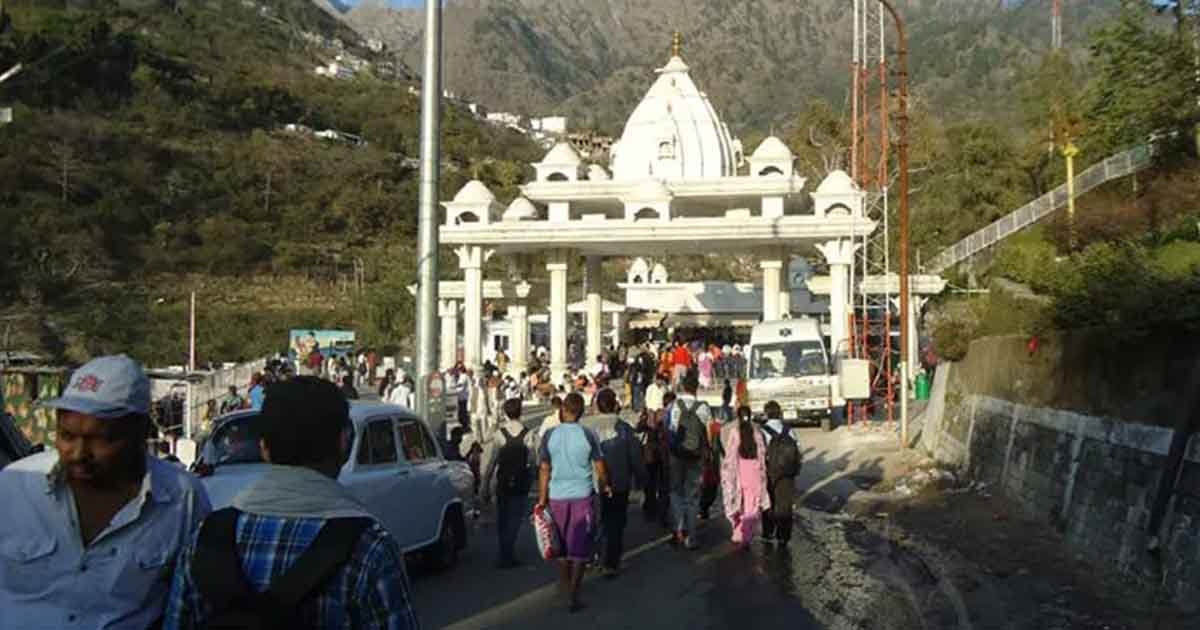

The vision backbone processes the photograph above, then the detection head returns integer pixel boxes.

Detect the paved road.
[408,423,898,629]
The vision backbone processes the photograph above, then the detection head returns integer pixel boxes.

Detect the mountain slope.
[343,0,1121,133]
[0,0,540,363]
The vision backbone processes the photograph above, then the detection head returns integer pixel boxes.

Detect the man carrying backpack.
[582,388,647,578]
[668,373,711,550]
[761,400,802,546]
[481,398,540,569]
[163,376,420,630]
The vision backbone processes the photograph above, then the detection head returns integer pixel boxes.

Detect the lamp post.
[414,0,443,421]
[1063,139,1080,251]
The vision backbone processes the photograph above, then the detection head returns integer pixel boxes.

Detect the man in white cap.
[0,354,212,629]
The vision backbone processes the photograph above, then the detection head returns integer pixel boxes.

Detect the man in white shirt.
[479,399,540,568]
[0,355,211,629]
[644,376,668,414]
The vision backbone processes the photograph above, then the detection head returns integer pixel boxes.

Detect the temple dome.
[610,46,739,181]
[540,142,582,165]
[815,170,856,194]
[453,180,496,204]
[752,136,793,160]
[503,197,538,221]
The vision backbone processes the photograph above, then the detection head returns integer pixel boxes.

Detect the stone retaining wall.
[920,363,1200,608]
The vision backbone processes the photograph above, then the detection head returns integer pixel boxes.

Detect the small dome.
[502,197,538,221]
[752,136,793,160]
[815,170,856,194]
[587,164,610,181]
[628,178,672,200]
[650,263,669,283]
[453,179,496,204]
[540,142,582,165]
[628,257,650,283]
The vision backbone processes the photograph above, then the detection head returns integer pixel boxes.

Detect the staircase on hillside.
[925,144,1156,274]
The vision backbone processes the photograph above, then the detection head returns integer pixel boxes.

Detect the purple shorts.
[549,497,594,562]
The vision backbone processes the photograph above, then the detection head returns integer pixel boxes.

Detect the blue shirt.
[0,451,212,630]
[538,423,602,501]
[163,512,420,630]
[248,385,265,411]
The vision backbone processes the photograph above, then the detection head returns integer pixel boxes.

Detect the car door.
[395,415,454,547]
[341,415,424,551]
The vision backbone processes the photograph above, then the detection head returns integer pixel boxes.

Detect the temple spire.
[671,30,682,58]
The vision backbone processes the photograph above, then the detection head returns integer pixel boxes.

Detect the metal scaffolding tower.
[849,0,895,425]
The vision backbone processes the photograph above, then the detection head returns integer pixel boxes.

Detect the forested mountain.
[342,0,1122,133]
[0,0,540,363]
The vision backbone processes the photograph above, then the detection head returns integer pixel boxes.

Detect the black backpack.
[496,427,532,495]
[670,400,710,461]
[191,508,371,630]
[764,425,802,480]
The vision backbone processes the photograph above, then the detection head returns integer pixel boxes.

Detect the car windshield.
[749,341,827,379]
[207,414,265,466]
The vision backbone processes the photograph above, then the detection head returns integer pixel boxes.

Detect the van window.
[749,342,827,379]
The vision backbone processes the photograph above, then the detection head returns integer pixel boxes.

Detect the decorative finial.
[671,30,682,58]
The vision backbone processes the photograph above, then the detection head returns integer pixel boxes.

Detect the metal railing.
[926,144,1155,274]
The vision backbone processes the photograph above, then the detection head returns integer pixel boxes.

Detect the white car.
[194,403,473,569]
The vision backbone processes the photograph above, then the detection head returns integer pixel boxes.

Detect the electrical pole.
[1052,0,1063,50]
[414,0,443,421]
[1064,139,1079,250]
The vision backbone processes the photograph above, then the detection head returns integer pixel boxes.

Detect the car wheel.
[428,507,461,572]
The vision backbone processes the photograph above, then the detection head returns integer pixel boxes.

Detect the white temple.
[437,34,877,380]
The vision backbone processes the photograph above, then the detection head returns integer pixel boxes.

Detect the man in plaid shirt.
[162,377,420,630]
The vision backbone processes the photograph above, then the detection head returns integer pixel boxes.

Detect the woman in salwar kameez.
[720,407,771,549]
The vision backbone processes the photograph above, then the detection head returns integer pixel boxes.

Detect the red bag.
[531,504,562,560]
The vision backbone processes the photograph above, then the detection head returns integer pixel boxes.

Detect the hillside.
[0,0,541,365]
[342,0,1122,134]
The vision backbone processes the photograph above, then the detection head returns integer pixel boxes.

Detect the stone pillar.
[778,257,792,318]
[458,246,485,370]
[438,299,459,370]
[509,281,532,377]
[909,296,928,378]
[817,240,859,358]
[547,249,570,383]
[585,256,603,366]
[760,259,783,322]
[611,311,625,348]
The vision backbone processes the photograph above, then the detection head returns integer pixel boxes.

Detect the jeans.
[601,491,630,569]
[632,384,646,412]
[496,494,527,563]
[669,456,701,535]
[699,478,718,519]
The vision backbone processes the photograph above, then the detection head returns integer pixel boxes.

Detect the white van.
[745,318,835,430]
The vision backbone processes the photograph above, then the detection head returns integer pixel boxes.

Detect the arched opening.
[758,166,784,177]
[633,207,661,221]
[632,275,644,284]
[547,172,569,182]
[455,212,480,225]
[658,141,675,159]
[827,204,852,217]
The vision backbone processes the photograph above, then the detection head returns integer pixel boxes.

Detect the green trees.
[0,0,540,364]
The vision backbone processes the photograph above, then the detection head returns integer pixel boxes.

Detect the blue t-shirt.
[249,385,265,411]
[538,423,602,501]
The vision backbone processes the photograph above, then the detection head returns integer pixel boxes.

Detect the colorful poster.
[288,329,357,365]
[2,371,66,446]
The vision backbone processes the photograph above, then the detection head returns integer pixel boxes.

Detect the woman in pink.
[697,350,714,389]
[720,407,771,549]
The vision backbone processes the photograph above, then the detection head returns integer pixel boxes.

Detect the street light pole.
[414,0,443,420]
[1063,140,1079,251]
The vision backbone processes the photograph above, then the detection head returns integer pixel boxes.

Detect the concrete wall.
[920,362,1200,608]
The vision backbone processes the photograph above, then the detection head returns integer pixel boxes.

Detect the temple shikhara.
[435,34,940,382]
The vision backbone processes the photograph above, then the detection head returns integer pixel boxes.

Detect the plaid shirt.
[163,513,420,630]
